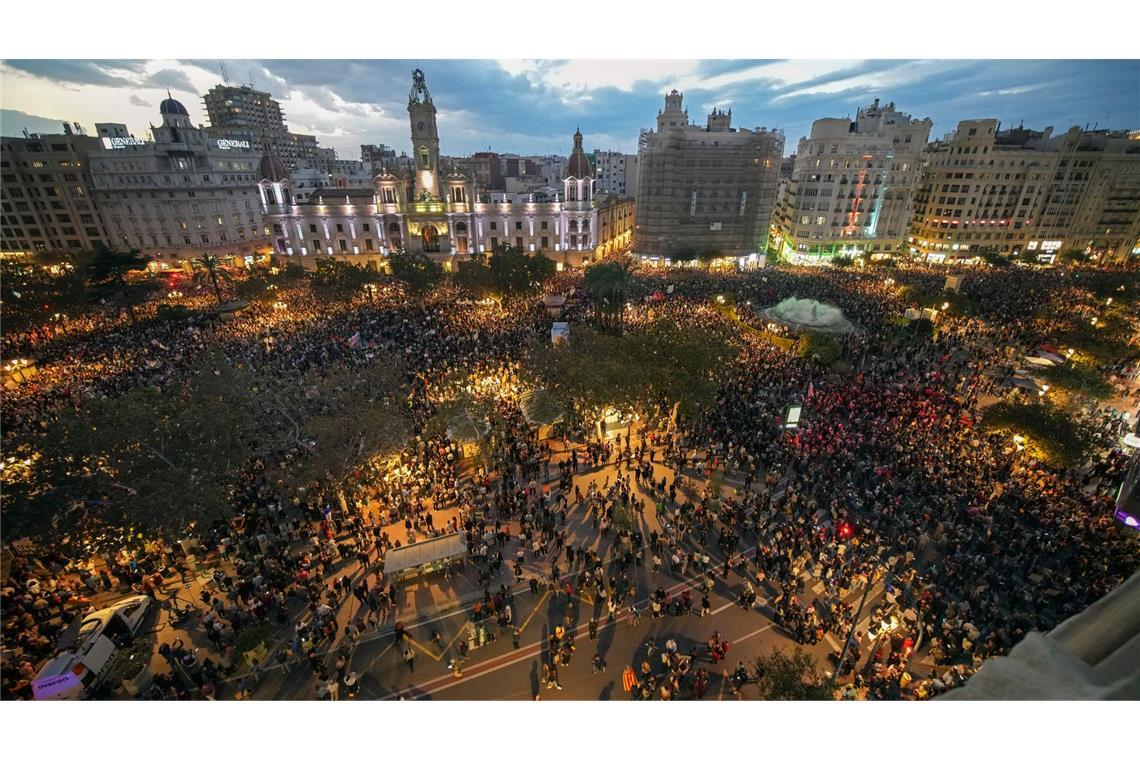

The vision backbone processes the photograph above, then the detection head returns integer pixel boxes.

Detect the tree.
[1036,361,1114,402]
[8,351,261,535]
[981,400,1095,468]
[308,259,382,302]
[252,358,409,493]
[0,259,89,331]
[534,320,735,419]
[978,248,1011,268]
[389,249,443,295]
[453,253,496,301]
[797,331,842,366]
[194,254,232,305]
[234,270,276,305]
[581,256,639,334]
[752,646,833,700]
[85,244,157,323]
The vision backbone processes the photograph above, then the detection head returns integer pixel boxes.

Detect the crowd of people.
[2,256,1138,701]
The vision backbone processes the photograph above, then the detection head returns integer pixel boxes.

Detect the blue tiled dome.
[159,97,189,116]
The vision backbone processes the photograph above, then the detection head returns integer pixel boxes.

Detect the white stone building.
[261,70,612,271]
[775,99,931,263]
[88,96,269,265]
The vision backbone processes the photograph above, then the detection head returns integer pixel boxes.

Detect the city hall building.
[261,70,617,271]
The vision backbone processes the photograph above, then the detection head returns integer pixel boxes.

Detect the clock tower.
[408,69,440,200]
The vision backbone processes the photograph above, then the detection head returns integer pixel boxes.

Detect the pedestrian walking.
[588,617,598,640]
[592,653,606,673]
[403,647,416,673]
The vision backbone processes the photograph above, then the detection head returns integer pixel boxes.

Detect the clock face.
[417,121,425,132]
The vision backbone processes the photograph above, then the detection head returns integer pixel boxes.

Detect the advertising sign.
[101,136,146,149]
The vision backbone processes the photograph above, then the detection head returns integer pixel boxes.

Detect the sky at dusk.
[1,59,1137,161]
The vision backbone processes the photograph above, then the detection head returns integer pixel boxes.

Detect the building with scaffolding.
[773,99,931,265]
[634,90,783,265]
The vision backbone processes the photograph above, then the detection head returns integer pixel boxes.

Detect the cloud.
[4,60,144,88]
[146,68,198,94]
[0,108,73,137]
[1,59,1136,160]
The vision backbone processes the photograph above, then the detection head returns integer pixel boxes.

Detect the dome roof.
[564,128,592,179]
[258,153,288,182]
[159,94,189,116]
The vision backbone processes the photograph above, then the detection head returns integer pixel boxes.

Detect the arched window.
[455,222,468,232]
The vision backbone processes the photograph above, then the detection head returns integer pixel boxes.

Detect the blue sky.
[1,59,1136,160]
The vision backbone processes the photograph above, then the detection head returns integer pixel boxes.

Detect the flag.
[347,331,361,348]
[622,665,638,692]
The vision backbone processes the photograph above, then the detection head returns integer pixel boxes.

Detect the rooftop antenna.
[220,61,229,84]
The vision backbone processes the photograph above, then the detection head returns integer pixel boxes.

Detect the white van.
[32,595,153,699]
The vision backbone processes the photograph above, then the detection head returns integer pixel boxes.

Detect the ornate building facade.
[261,70,623,270]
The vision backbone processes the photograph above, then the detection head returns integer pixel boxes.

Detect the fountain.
[762,297,856,335]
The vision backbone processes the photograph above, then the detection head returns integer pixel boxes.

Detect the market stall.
[384,532,467,583]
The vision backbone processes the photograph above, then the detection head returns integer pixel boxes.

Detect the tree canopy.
[981,400,1095,468]
[308,259,384,302]
[388,249,443,295]
[534,319,735,418]
[581,256,639,334]
[752,646,833,700]
[797,331,842,366]
[1036,360,1114,402]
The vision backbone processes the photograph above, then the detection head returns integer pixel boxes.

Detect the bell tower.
[408,69,440,200]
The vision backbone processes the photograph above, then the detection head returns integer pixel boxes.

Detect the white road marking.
[732,623,774,644]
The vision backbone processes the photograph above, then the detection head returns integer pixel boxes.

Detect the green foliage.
[7,350,408,536]
[453,255,496,300]
[490,245,555,297]
[535,320,735,418]
[1058,250,1090,265]
[981,401,1095,468]
[85,244,157,321]
[13,351,260,534]
[1055,313,1137,364]
[234,625,272,655]
[582,256,639,334]
[308,259,382,302]
[797,331,842,366]
[234,271,276,304]
[155,303,192,321]
[193,254,232,305]
[1036,361,1114,402]
[911,318,935,341]
[388,249,442,295]
[0,260,89,331]
[752,646,833,700]
[454,246,555,300]
[978,249,1011,268]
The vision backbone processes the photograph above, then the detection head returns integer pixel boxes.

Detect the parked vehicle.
[32,595,153,699]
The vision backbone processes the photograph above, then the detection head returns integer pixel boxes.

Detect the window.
[515,221,522,230]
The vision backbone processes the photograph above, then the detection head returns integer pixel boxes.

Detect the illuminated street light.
[941,302,950,311]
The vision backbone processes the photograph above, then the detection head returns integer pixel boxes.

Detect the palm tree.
[194,254,231,305]
[582,255,638,334]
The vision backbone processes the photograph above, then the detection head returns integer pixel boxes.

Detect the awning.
[1031,350,1065,364]
[384,532,467,574]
